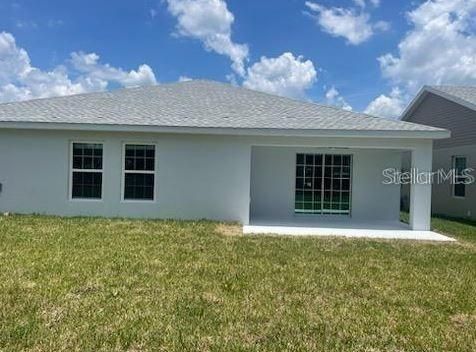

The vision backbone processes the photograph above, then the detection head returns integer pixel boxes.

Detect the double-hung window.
[123,144,156,201]
[71,142,103,199]
[453,156,467,198]
[295,153,352,215]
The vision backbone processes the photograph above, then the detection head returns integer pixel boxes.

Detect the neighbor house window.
[295,154,352,215]
[453,156,467,198]
[123,144,156,201]
[71,142,103,199]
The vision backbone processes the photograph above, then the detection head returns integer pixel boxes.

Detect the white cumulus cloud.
[366,0,476,119]
[243,52,317,99]
[166,0,248,76]
[353,0,366,8]
[70,52,156,87]
[178,75,193,82]
[353,0,380,8]
[325,86,352,111]
[165,1,319,99]
[364,87,406,118]
[0,31,157,103]
[370,0,381,7]
[305,1,389,45]
[378,0,476,92]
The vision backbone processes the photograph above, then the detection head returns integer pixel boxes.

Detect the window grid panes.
[123,144,156,201]
[71,143,103,199]
[295,153,352,215]
[453,156,467,198]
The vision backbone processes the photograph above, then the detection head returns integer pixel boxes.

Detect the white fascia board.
[402,86,476,121]
[0,121,450,139]
[425,87,476,112]
[400,88,428,121]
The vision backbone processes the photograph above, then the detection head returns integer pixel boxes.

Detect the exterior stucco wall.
[432,145,476,220]
[0,128,434,227]
[250,146,402,223]
[0,129,252,223]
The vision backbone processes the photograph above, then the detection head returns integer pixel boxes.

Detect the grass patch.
[1,215,475,351]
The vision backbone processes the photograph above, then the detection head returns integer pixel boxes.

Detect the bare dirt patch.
[215,223,242,237]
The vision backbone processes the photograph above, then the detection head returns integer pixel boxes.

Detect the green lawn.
[1,215,475,351]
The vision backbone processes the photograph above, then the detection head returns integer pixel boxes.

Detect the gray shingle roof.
[428,85,476,111]
[0,80,445,134]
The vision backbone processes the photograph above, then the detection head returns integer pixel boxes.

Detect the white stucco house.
[0,80,451,237]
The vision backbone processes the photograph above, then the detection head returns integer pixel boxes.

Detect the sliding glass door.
[295,153,352,215]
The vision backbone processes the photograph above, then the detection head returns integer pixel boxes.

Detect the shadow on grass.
[433,214,476,227]
[400,212,476,227]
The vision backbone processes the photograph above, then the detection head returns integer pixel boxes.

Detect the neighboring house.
[0,80,448,232]
[402,86,476,221]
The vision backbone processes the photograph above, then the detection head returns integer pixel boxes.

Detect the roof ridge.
[0,79,449,135]
[0,84,153,106]
[0,80,216,106]
[203,80,391,121]
[0,79,386,121]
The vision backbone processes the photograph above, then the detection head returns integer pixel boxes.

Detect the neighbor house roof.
[401,85,476,121]
[0,80,448,138]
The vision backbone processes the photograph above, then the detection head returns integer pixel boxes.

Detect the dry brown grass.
[215,222,243,237]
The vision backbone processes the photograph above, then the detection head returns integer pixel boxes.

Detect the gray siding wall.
[404,92,476,220]
[406,93,476,149]
[432,145,476,220]
[401,145,476,220]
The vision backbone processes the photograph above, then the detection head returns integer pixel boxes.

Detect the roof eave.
[0,121,451,139]
[428,87,476,112]
[400,87,429,121]
[402,86,476,121]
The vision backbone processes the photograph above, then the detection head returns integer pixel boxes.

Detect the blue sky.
[1,0,476,117]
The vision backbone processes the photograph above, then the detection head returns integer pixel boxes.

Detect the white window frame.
[452,155,467,199]
[69,141,104,202]
[121,142,158,203]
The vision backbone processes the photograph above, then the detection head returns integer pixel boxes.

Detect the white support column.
[409,141,433,231]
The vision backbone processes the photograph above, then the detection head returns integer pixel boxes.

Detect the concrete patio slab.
[243,222,455,242]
